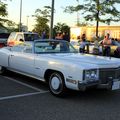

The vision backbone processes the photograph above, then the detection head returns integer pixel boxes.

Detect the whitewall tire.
[49,72,66,97]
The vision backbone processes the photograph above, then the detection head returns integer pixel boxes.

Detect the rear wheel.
[0,66,5,74]
[49,72,66,97]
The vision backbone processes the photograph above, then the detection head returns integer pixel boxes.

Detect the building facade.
[70,26,120,41]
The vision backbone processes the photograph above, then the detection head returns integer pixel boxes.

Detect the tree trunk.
[96,20,99,39]
[96,0,100,40]
[49,0,55,39]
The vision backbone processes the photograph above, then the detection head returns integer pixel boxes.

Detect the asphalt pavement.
[0,71,120,120]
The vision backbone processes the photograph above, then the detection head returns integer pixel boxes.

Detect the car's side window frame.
[10,45,24,52]
[16,34,24,42]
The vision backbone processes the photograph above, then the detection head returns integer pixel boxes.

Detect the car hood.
[43,53,120,68]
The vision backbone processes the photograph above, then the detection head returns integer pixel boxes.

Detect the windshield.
[0,33,10,39]
[34,40,78,54]
[24,33,39,41]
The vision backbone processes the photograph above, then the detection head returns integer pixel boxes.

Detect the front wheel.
[0,66,5,74]
[49,72,66,97]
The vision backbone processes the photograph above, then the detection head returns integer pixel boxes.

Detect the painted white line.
[0,91,49,101]
[3,76,46,92]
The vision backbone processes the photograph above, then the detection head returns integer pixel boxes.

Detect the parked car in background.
[0,39,120,97]
[0,33,10,48]
[7,32,40,46]
[70,40,80,51]
[70,40,94,53]
[98,39,120,57]
[71,39,120,57]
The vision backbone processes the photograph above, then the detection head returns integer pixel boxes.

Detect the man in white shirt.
[102,33,112,56]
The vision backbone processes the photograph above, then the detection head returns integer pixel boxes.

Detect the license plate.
[112,81,120,90]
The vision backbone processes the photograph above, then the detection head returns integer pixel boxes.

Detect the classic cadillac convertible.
[0,39,120,96]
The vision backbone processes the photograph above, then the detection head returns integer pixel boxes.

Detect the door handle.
[10,55,14,57]
[35,67,40,69]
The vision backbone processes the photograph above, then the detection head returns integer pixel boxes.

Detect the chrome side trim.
[7,68,45,82]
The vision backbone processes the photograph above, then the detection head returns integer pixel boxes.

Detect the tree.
[75,21,92,27]
[32,6,51,38]
[0,0,15,32]
[64,0,120,38]
[53,22,70,38]
[0,1,8,27]
[7,22,22,32]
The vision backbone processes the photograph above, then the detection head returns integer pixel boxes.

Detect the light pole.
[26,15,29,31]
[19,0,22,32]
[76,0,80,26]
[49,0,54,39]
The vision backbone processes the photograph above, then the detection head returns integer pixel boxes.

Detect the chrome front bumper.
[78,67,120,91]
[78,79,113,91]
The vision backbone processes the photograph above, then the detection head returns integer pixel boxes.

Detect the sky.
[5,0,120,31]
[6,0,80,31]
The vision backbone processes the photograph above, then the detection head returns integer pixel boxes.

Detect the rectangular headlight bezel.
[83,69,99,81]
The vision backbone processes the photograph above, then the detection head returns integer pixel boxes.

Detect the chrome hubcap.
[51,76,60,90]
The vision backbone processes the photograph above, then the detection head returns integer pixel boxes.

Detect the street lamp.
[26,15,29,31]
[76,0,80,26]
[19,0,22,32]
[49,0,54,39]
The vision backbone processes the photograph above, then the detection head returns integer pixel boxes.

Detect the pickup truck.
[0,33,10,48]
[7,32,40,46]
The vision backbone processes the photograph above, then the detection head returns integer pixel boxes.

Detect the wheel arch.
[44,69,65,83]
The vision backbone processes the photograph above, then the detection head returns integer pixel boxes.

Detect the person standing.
[41,31,46,39]
[102,33,112,56]
[79,34,86,53]
[55,33,63,40]
[63,32,70,42]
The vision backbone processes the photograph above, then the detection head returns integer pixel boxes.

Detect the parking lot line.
[0,91,49,101]
[3,76,45,92]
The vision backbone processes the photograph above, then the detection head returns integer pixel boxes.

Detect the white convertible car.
[0,39,120,96]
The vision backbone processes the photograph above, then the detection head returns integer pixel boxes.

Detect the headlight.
[84,69,99,81]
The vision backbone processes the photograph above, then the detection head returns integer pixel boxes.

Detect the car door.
[9,44,35,76]
[9,45,25,70]
[33,41,48,79]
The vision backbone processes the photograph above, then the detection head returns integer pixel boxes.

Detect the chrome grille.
[99,67,120,84]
